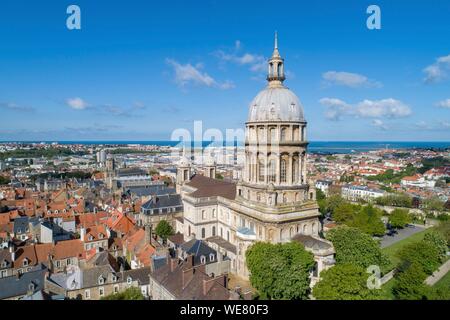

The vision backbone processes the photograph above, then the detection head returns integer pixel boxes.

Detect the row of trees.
[392,230,449,300]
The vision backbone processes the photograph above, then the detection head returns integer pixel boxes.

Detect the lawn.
[381,227,435,270]
[380,278,397,300]
[433,269,450,291]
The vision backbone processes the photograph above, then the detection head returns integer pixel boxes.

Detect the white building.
[341,185,385,202]
[176,34,334,280]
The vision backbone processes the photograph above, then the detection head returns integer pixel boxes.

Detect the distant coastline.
[1,141,449,154]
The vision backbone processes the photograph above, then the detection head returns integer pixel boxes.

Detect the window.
[201,228,206,239]
[22,259,28,267]
[280,159,287,183]
[212,209,216,218]
[258,159,265,182]
[114,285,119,294]
[112,274,117,282]
[212,226,216,237]
[1,261,7,268]
[84,290,91,299]
[56,261,60,268]
[202,210,206,220]
[200,255,206,264]
[127,276,132,285]
[268,159,276,183]
[66,258,71,265]
[99,233,104,239]
[98,276,105,285]
[280,128,287,141]
[88,235,94,241]
[270,128,276,142]
[292,157,299,183]
[209,254,215,262]
[99,287,104,297]
[1,270,6,278]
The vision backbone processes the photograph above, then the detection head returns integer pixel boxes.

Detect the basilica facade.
[176,34,334,280]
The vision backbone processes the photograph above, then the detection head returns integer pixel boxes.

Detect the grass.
[381,227,435,269]
[433,269,450,291]
[380,278,397,300]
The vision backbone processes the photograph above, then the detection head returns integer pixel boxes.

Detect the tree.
[423,231,448,261]
[327,227,389,270]
[333,203,358,224]
[324,195,346,215]
[423,196,445,212]
[436,220,450,243]
[246,242,314,300]
[313,264,382,300]
[397,241,441,275]
[393,263,429,300]
[0,176,10,185]
[101,287,144,300]
[154,220,174,241]
[350,205,386,236]
[389,209,411,229]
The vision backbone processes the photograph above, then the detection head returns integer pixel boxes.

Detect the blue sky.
[0,0,449,141]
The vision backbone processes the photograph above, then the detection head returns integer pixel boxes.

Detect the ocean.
[1,141,449,154]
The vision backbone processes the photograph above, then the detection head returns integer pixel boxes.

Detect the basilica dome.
[247,33,305,123]
[248,86,304,122]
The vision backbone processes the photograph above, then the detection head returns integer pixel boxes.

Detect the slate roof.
[0,264,47,299]
[126,185,176,197]
[123,266,151,285]
[185,175,236,200]
[141,194,182,212]
[13,216,29,234]
[180,239,217,265]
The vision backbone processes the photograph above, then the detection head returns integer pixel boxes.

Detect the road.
[379,224,427,249]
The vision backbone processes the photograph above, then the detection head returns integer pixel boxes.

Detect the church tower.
[237,32,313,208]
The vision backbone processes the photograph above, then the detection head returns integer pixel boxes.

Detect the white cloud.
[319,97,412,121]
[356,99,411,118]
[0,102,35,112]
[371,119,388,130]
[214,41,266,75]
[322,71,382,88]
[166,58,233,90]
[66,97,88,110]
[436,99,450,109]
[423,54,450,83]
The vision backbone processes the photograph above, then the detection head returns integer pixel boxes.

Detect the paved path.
[379,224,427,249]
[425,259,450,286]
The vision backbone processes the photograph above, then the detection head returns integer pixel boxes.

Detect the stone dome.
[248,86,305,123]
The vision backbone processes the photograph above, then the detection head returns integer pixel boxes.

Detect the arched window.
[270,128,276,142]
[268,159,276,183]
[258,159,265,182]
[280,159,287,183]
[188,225,191,236]
[202,210,206,220]
[292,157,299,183]
[201,228,206,238]
[212,226,216,236]
[280,128,287,141]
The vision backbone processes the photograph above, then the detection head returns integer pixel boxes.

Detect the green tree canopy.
[246,241,314,300]
[101,287,144,300]
[423,231,448,261]
[313,264,383,300]
[389,209,411,229]
[327,227,389,270]
[397,241,441,275]
[393,262,429,300]
[436,220,450,243]
[154,220,174,241]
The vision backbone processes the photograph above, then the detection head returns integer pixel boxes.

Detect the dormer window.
[112,274,117,282]
[23,259,29,267]
[209,254,215,262]
[88,235,94,241]
[99,233,104,239]
[1,260,7,268]
[98,276,105,285]
[127,276,132,285]
[200,255,206,264]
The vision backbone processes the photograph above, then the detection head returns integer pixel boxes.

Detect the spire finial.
[274,31,278,49]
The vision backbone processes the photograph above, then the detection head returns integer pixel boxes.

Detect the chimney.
[181,267,194,288]
[80,227,86,241]
[145,224,151,244]
[169,258,178,272]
